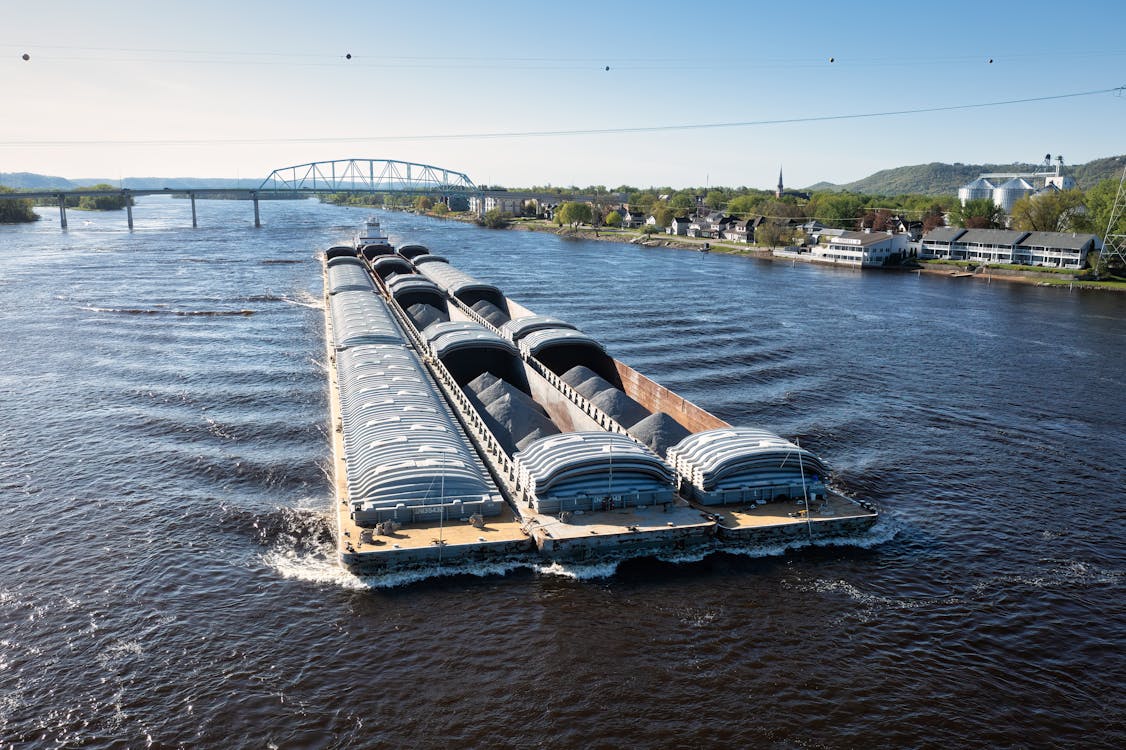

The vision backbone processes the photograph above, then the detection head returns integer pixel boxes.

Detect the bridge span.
[5,159,481,230]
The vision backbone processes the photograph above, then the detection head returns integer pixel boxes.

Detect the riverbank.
[910,260,1126,292]
[411,210,1126,292]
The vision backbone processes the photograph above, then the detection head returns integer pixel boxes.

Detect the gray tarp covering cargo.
[397,243,430,259]
[426,321,527,388]
[388,275,449,313]
[500,315,578,342]
[667,427,829,505]
[329,289,403,350]
[336,343,502,525]
[326,259,375,295]
[515,432,676,513]
[371,255,414,280]
[416,262,508,310]
[522,330,618,384]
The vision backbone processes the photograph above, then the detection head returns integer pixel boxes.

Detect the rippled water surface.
[1,198,1123,748]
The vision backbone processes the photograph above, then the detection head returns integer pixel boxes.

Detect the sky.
[3,0,1125,190]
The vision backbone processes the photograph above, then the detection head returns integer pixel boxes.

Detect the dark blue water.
[1,198,1122,748]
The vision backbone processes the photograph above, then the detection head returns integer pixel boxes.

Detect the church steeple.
[776,166,784,198]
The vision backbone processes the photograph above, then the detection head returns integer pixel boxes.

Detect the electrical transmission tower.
[1096,164,1126,275]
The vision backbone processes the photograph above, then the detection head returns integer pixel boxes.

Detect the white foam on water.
[532,559,623,580]
[282,289,323,310]
[261,545,537,590]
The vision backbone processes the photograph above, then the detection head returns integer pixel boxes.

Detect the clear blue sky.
[2,0,1124,189]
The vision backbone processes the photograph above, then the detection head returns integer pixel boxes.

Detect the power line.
[1,86,1120,149]
[8,43,1126,69]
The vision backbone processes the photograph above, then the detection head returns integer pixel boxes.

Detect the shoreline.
[398,209,1126,293]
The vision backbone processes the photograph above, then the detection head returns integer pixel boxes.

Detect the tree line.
[514,177,1126,240]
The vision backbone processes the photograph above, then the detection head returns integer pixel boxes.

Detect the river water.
[0,197,1122,749]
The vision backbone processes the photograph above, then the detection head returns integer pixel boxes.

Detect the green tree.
[727,194,768,218]
[650,204,673,228]
[605,210,622,227]
[432,202,449,216]
[477,208,510,229]
[668,193,694,213]
[756,219,795,247]
[555,201,592,227]
[73,184,132,211]
[809,192,866,229]
[1009,189,1089,232]
[1083,176,1126,238]
[951,198,1005,229]
[627,191,658,215]
[414,195,433,212]
[0,186,39,223]
[704,190,729,210]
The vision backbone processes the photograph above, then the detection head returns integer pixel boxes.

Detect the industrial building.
[957,155,1077,213]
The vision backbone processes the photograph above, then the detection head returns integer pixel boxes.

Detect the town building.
[687,212,735,239]
[669,216,693,236]
[917,227,1101,269]
[810,229,910,267]
[621,207,647,229]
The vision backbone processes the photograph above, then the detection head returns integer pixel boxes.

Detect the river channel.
[0,196,1122,748]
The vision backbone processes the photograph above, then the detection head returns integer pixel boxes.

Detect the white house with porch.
[810,229,910,267]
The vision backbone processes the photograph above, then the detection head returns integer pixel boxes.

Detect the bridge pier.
[252,192,261,228]
[190,193,197,228]
[58,195,67,229]
[126,203,134,230]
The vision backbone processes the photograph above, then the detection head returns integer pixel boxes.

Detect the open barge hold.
[324,219,878,574]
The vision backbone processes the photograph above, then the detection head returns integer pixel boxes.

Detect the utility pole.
[1095,164,1126,276]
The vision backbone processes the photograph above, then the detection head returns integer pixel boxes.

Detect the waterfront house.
[919,227,1098,268]
[950,229,1028,264]
[811,229,910,267]
[687,215,709,238]
[722,219,753,243]
[622,207,647,229]
[1013,231,1101,268]
[892,217,925,241]
[918,227,967,259]
[669,216,692,236]
[687,212,735,239]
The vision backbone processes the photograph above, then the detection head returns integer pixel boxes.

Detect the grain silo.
[958,177,995,205]
[992,177,1035,213]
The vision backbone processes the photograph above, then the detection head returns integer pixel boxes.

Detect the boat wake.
[279,290,322,310]
[262,547,536,590]
[80,306,255,316]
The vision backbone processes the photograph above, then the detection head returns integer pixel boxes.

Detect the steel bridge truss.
[258,159,478,195]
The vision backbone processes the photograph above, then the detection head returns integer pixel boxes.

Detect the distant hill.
[806,155,1126,196]
[0,173,259,191]
[0,172,79,190]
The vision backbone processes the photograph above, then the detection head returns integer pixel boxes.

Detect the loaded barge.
[324,219,877,574]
